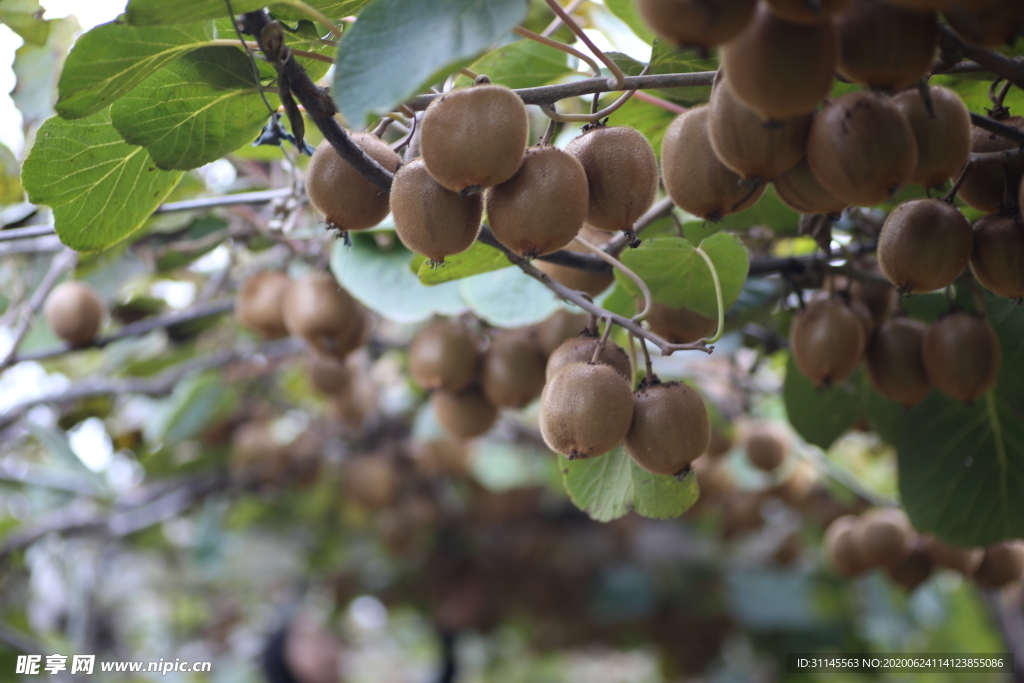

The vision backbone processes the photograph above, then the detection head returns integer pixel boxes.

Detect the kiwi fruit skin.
[772,157,849,215]
[231,421,285,483]
[481,332,547,408]
[970,214,1024,298]
[887,545,934,591]
[834,0,938,91]
[974,541,1024,587]
[432,387,499,439]
[625,381,711,476]
[807,91,919,206]
[306,134,401,232]
[851,266,899,324]
[535,310,589,356]
[44,281,105,347]
[662,107,766,221]
[535,225,615,297]
[866,317,932,408]
[635,0,758,48]
[420,84,529,194]
[767,0,852,22]
[564,126,659,232]
[824,515,870,578]
[344,456,399,509]
[922,312,1001,403]
[924,536,984,575]
[645,302,718,344]
[958,117,1024,213]
[720,4,839,120]
[789,296,866,387]
[308,355,353,396]
[877,199,972,294]
[892,86,972,188]
[707,76,811,181]
[772,461,816,507]
[282,273,366,359]
[539,361,634,459]
[486,146,589,258]
[236,271,291,339]
[546,336,632,382]
[859,507,913,569]
[390,159,483,264]
[745,422,790,471]
[945,0,1022,47]
[409,320,481,394]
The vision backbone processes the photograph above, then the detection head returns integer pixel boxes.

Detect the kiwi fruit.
[859,507,913,569]
[539,361,634,459]
[970,214,1024,298]
[306,134,401,233]
[945,0,1022,47]
[662,107,766,221]
[957,117,1024,213]
[635,0,757,49]
[535,310,590,356]
[344,456,399,509]
[806,91,918,206]
[486,146,589,258]
[282,273,366,359]
[564,125,659,232]
[720,4,839,120]
[546,336,631,382]
[409,320,481,394]
[419,84,529,194]
[432,387,499,439]
[722,491,766,538]
[789,296,866,387]
[44,281,106,347]
[231,421,284,483]
[707,76,811,181]
[887,544,934,591]
[706,427,734,459]
[236,271,290,340]
[645,302,718,344]
[824,515,870,578]
[892,86,972,189]
[924,536,984,575]
[390,159,483,265]
[481,332,547,408]
[745,421,790,471]
[851,268,899,325]
[772,461,816,507]
[766,0,851,22]
[624,380,711,476]
[849,297,876,342]
[308,355,353,396]
[866,317,932,407]
[922,312,1001,402]
[772,157,849,216]
[535,225,615,297]
[834,0,938,91]
[332,368,378,431]
[411,437,471,478]
[974,541,1024,587]
[877,199,972,294]
[694,457,735,500]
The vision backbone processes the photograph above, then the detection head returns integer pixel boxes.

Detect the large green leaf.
[269,0,373,21]
[110,47,276,171]
[459,266,566,327]
[453,39,573,89]
[604,0,655,44]
[21,110,184,252]
[12,15,79,128]
[332,0,528,127]
[783,356,865,450]
[417,240,511,285]
[124,0,265,25]
[0,0,50,45]
[648,38,716,106]
[681,186,801,235]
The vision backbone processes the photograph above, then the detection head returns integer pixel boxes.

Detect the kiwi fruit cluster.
[44,280,107,347]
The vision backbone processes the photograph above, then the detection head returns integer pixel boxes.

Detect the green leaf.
[281,19,338,81]
[561,447,699,522]
[269,0,373,21]
[12,16,79,127]
[110,47,276,171]
[417,240,511,285]
[683,185,801,235]
[783,355,864,450]
[22,110,184,252]
[144,372,236,447]
[124,0,265,25]
[0,143,22,204]
[604,0,655,44]
[453,39,573,89]
[0,0,50,45]
[648,38,716,106]
[615,234,750,319]
[332,0,528,127]
[459,266,565,327]
[56,22,218,119]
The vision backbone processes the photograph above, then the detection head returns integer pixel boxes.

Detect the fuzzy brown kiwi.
[645,302,718,344]
[707,76,811,181]
[624,380,711,476]
[694,457,735,500]
[635,0,758,48]
[481,332,547,408]
[535,310,590,356]
[720,4,839,119]
[892,86,972,188]
[308,355,353,396]
[745,421,790,471]
[957,116,1024,212]
[824,515,870,578]
[390,159,483,265]
[944,0,1022,47]
[877,199,972,294]
[772,157,849,216]
[344,456,399,509]
[230,421,285,483]
[534,225,615,297]
[306,134,401,233]
[486,146,589,258]
[772,461,816,507]
[411,437,471,478]
[540,361,635,459]
[409,320,481,394]
[887,544,934,591]
[859,507,912,569]
[236,271,290,339]
[806,91,919,206]
[852,277,898,326]
[766,0,851,22]
[923,536,984,575]
[866,317,932,407]
[662,107,766,221]
[849,297,876,342]
[790,296,866,387]
[546,336,631,382]
[922,312,1001,402]
[282,272,366,359]
[973,541,1024,588]
[419,84,529,194]
[44,281,106,347]
[564,125,659,232]
[432,387,499,439]
[970,214,1024,298]
[834,0,938,91]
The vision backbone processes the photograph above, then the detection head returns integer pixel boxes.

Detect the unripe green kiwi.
[867,317,932,407]
[236,271,290,339]
[887,544,934,591]
[432,387,499,439]
[835,0,938,91]
[824,515,871,578]
[745,421,790,471]
[877,199,972,293]
[308,355,353,395]
[481,332,547,408]
[419,84,529,194]
[306,134,401,232]
[546,336,631,382]
[924,536,984,575]
[344,456,399,509]
[707,76,811,181]
[970,214,1024,299]
[662,107,766,221]
[624,380,711,476]
[486,146,589,258]
[44,281,106,347]
[720,4,839,119]
[807,91,918,206]
[944,0,1022,47]
[282,272,366,359]
[409,320,481,394]
[539,361,634,459]
[957,117,1024,212]
[535,310,589,356]
[645,302,718,344]
[974,541,1024,587]
[564,125,659,232]
[534,225,615,297]
[390,159,483,265]
[766,0,852,22]
[790,296,866,387]
[635,0,758,48]
[772,157,849,215]
[922,312,1001,402]
[892,86,972,189]
[859,507,913,569]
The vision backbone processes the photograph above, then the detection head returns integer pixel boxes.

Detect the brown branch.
[605,196,677,253]
[971,112,1024,146]
[939,25,1024,91]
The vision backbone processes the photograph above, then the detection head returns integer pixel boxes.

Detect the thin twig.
[545,0,625,89]
[573,234,652,322]
[938,25,1024,91]
[970,112,1024,146]
[541,0,586,36]
[513,25,601,77]
[0,249,77,369]
[605,197,676,253]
